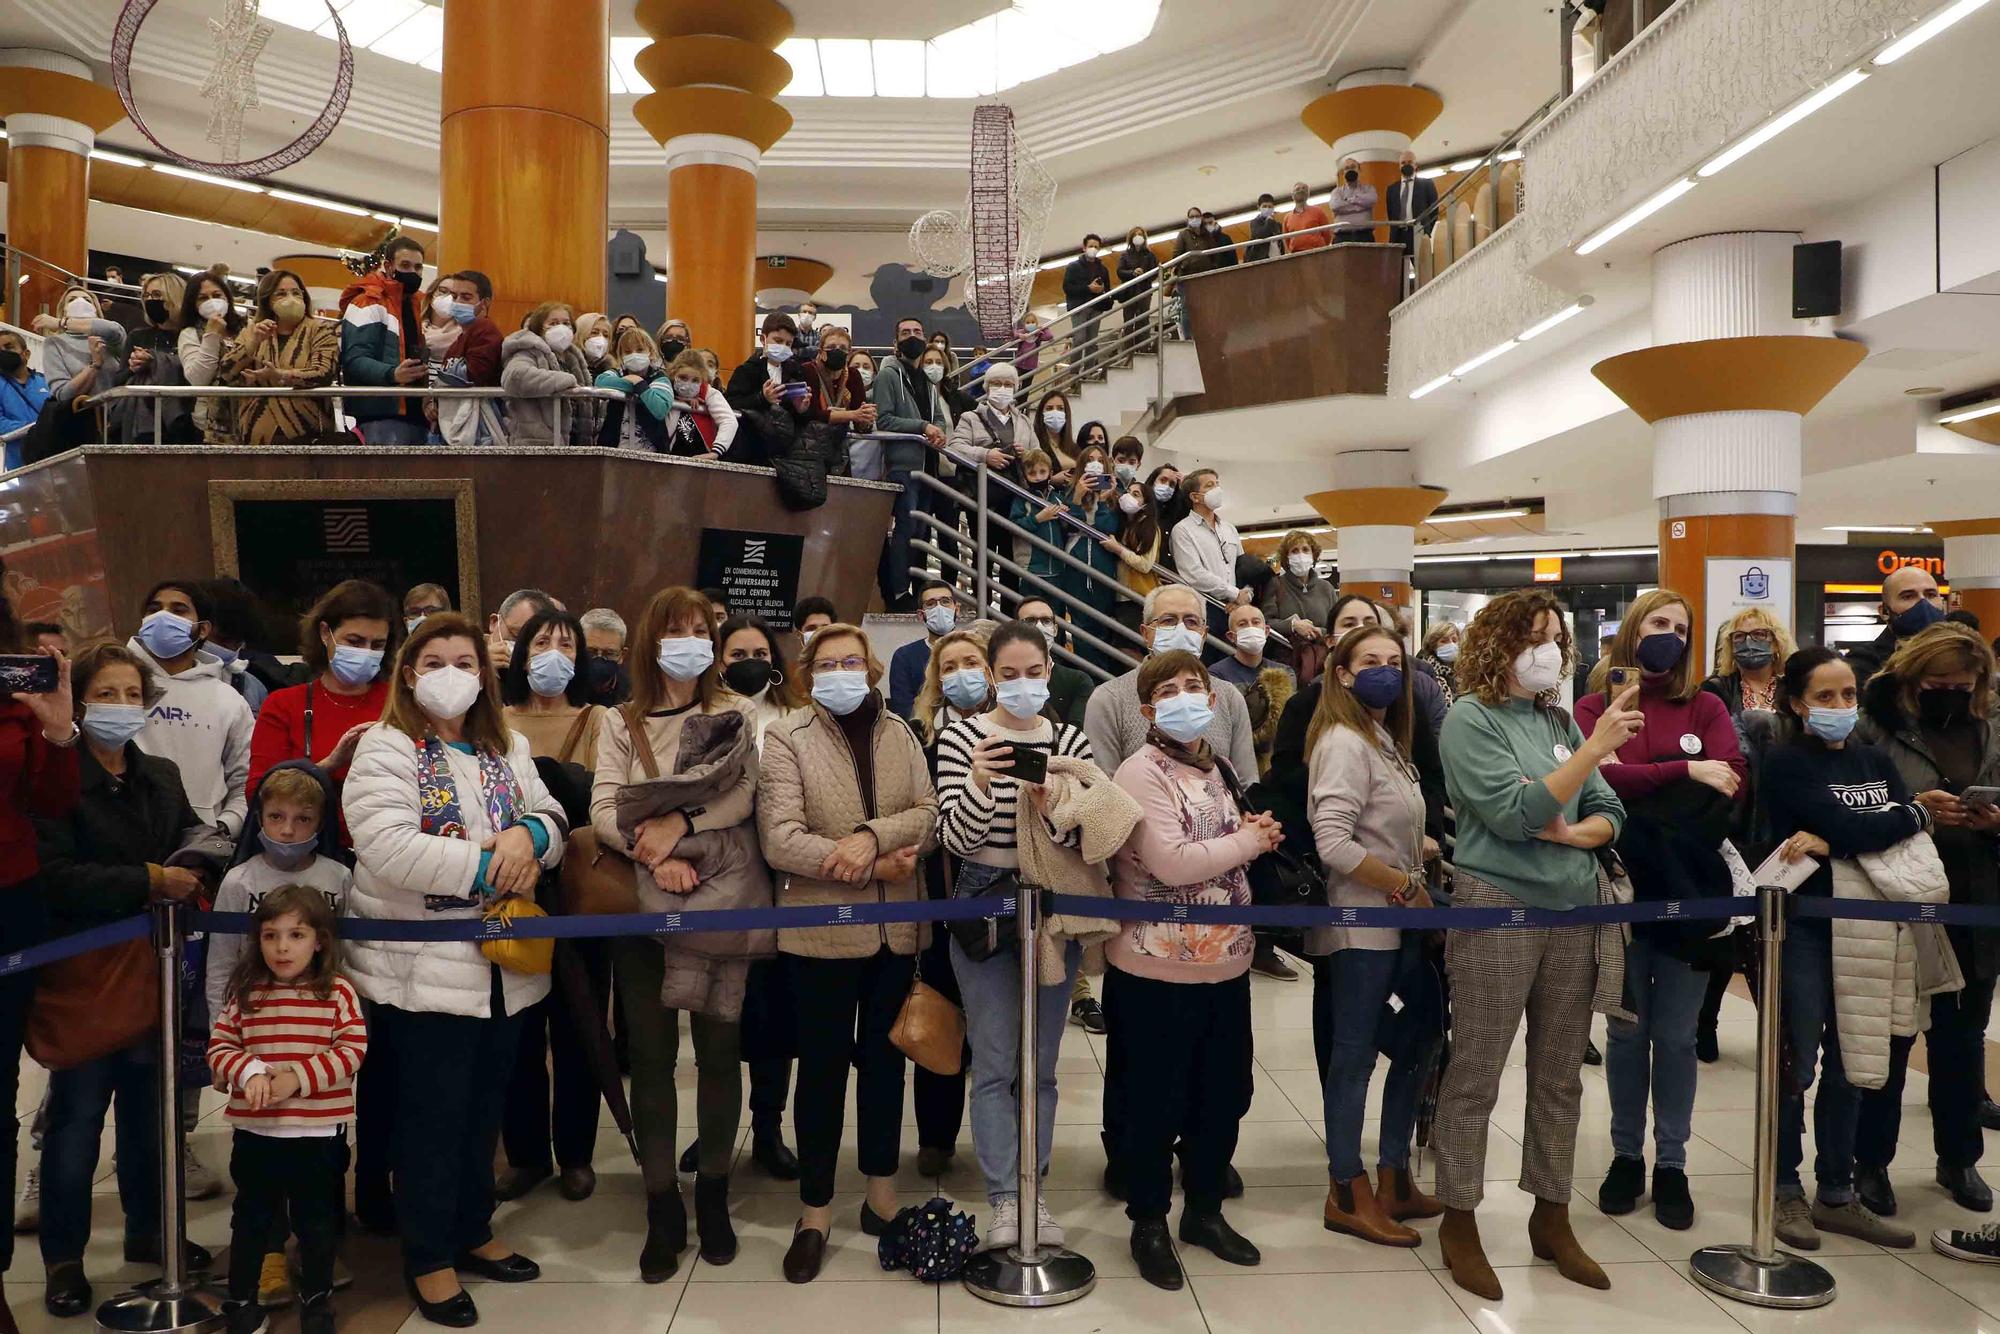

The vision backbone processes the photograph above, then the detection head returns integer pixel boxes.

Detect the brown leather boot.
[1528,1198,1610,1290]
[1376,1164,1443,1221]
[1438,1206,1502,1301]
[1323,1174,1420,1248]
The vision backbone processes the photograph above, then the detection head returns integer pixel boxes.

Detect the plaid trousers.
[1433,870,1599,1209]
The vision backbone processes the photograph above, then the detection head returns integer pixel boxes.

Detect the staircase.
[1059,341,1205,442]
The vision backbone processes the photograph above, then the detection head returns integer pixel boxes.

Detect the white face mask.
[1287,552,1315,577]
[1082,460,1104,477]
[673,377,702,400]
[1083,245,1099,259]
[584,334,609,360]
[1234,626,1268,656]
[858,367,874,388]
[1118,492,1143,515]
[1200,485,1225,512]
[1512,641,1565,694]
[986,386,1015,410]
[623,353,652,374]
[65,297,96,320]
[198,297,229,320]
[432,293,454,318]
[923,363,945,384]
[543,324,574,353]
[412,664,482,721]
[1043,409,1067,433]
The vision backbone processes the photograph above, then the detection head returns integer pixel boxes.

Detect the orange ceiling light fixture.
[1300,85,1443,148]
[1303,485,1450,530]
[755,255,833,307]
[1590,336,1868,422]
[631,0,796,155]
[0,66,128,135]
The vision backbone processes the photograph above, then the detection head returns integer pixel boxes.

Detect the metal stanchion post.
[974,458,991,618]
[1689,884,1836,1309]
[97,899,223,1333]
[961,888,1096,1308]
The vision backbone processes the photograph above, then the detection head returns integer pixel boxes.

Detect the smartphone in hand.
[0,655,58,694]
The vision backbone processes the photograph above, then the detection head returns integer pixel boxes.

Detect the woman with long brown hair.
[1305,623,1442,1248]
[342,612,567,1324]
[224,268,340,445]
[1430,589,1638,1301]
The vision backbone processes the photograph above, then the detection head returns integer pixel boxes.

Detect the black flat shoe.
[405,1276,478,1328]
[859,1202,892,1237]
[1857,1164,1897,1217]
[1178,1210,1261,1267]
[453,1251,540,1283]
[1130,1219,1183,1291]
[640,1189,686,1284]
[558,1167,596,1202]
[1583,1040,1603,1067]
[753,1132,801,1182]
[1175,1154,1245,1200]
[1696,1028,1719,1064]
[783,1224,827,1284]
[1981,1099,2000,1132]
[696,1174,738,1266]
[917,1145,953,1177]
[1939,1165,1994,1212]
[43,1261,90,1318]
[678,1142,699,1175]
[1652,1166,1695,1231]
[492,1167,550,1203]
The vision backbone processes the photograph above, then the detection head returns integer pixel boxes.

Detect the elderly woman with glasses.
[756,623,938,1284]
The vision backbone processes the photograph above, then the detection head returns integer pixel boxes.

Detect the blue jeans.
[1320,939,1427,1182]
[40,1040,161,1264]
[358,416,427,445]
[1777,931,1860,1203]
[949,860,1080,1203]
[1605,935,1707,1170]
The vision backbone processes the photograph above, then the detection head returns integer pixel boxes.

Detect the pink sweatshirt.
[1108,744,1264,983]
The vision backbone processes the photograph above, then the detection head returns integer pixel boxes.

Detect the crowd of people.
[0,542,1995,1333]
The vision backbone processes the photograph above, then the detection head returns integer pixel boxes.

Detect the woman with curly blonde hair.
[1430,589,1640,1302]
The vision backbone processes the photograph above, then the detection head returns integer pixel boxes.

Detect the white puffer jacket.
[1830,833,1964,1089]
[342,725,566,1018]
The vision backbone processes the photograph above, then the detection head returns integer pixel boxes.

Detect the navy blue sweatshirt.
[1759,735,1927,933]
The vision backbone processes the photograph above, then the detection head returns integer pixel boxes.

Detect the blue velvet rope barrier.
[5,892,1991,982]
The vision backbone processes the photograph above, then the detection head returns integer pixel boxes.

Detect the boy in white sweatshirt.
[128,579,255,835]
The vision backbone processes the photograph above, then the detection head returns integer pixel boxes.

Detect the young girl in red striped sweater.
[208,885,368,1334]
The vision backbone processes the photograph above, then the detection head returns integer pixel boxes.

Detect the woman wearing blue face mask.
[34,643,214,1315]
[589,587,764,1280]
[1762,647,1930,1254]
[499,609,602,771]
[933,620,1101,1253]
[755,621,938,1283]
[1305,624,1444,1249]
[1106,649,1278,1291]
[248,580,398,817]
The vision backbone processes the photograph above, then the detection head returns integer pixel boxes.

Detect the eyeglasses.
[586,647,622,661]
[1150,614,1204,631]
[812,656,869,673]
[920,596,957,612]
[1731,632,1774,647]
[1024,618,1057,631]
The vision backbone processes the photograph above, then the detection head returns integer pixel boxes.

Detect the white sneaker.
[982,1197,1019,1253]
[14,1163,39,1233]
[1034,1197,1065,1248]
[183,1140,224,1201]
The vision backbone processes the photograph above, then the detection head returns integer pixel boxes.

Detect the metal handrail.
[86,382,626,448]
[909,501,1148,655]
[1400,90,1562,254]
[909,537,1119,683]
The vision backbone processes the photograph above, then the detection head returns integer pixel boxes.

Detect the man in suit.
[1386,149,1439,256]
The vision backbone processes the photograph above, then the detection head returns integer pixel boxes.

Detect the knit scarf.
[415,735,524,908]
[1146,727,1214,772]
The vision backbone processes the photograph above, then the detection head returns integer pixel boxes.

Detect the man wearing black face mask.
[338,235,432,444]
[0,330,50,471]
[1387,150,1438,255]
[1329,156,1378,239]
[1845,563,1947,685]
[579,608,630,706]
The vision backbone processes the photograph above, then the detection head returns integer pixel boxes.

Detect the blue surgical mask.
[1042,409,1067,433]
[1150,692,1214,744]
[1635,631,1687,674]
[257,829,318,870]
[1806,706,1859,743]
[1153,482,1176,503]
[329,644,383,688]
[527,649,576,697]
[656,635,714,682]
[406,615,426,635]
[81,702,147,749]
[765,342,793,363]
[995,677,1050,721]
[1891,598,1945,637]
[1348,665,1404,710]
[941,667,990,712]
[1433,642,1459,664]
[207,643,239,666]
[450,301,477,326]
[923,604,957,637]
[136,609,199,661]
[812,669,871,716]
[1150,624,1204,656]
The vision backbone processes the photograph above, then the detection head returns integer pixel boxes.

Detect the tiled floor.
[7,971,1998,1332]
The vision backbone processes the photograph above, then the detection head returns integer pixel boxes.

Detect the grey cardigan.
[1260,571,1338,634]
[1082,668,1259,781]
[42,320,127,402]
[1306,720,1425,954]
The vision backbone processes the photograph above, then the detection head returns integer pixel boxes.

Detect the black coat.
[1244,215,1284,263]
[1062,255,1112,313]
[1385,175,1440,243]
[1115,247,1160,300]
[35,744,203,933]
[724,354,807,466]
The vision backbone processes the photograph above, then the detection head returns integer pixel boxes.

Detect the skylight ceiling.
[255,0,1162,98]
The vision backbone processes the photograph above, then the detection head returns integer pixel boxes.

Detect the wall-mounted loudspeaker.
[1793,240,1841,319]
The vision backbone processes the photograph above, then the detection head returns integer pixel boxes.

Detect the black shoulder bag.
[1215,757,1326,907]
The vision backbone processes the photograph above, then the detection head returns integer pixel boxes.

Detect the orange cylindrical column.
[439,0,609,331]
[0,54,127,323]
[666,163,757,363]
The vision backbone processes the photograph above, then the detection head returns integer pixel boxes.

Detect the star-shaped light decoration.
[197,0,274,164]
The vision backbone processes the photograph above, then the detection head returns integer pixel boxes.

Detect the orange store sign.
[1878,549,1944,577]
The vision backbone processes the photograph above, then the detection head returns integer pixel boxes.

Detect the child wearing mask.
[660,350,738,458]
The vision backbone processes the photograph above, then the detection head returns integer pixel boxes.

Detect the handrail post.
[1688,885,1836,1309]
[95,899,223,1332]
[961,887,1095,1308]
[974,456,991,617]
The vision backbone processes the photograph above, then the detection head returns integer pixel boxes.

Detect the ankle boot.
[640,1188,687,1283]
[1376,1164,1443,1221]
[1323,1174,1420,1248]
[1438,1206,1502,1301]
[695,1174,737,1265]
[1527,1198,1609,1290]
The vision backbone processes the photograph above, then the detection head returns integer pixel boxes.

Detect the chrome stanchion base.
[94,1278,224,1333]
[961,1246,1096,1308]
[1689,1244,1836,1309]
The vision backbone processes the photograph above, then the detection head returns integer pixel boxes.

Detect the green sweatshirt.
[1438,694,1625,910]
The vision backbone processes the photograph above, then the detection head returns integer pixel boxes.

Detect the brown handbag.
[889,961,965,1076]
[28,936,160,1071]
[561,706,658,916]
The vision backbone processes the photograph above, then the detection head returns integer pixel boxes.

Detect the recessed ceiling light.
[1905,385,1945,396]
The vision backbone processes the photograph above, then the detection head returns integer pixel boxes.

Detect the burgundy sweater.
[1574,675,1746,802]
[0,698,79,884]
